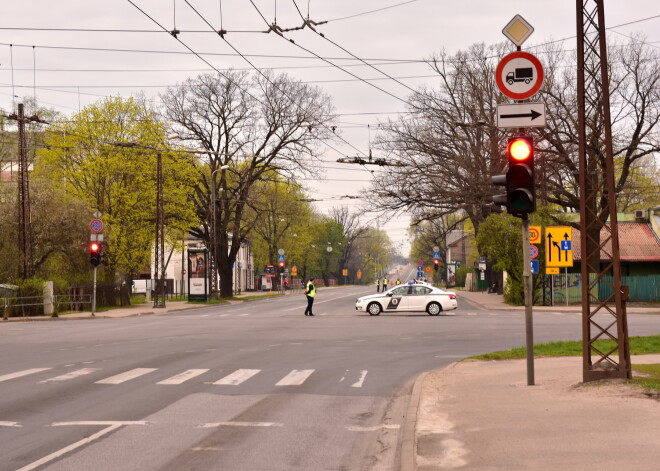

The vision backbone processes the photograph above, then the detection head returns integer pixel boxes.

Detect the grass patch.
[631,363,660,390]
[470,335,660,361]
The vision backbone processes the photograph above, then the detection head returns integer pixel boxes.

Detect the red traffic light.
[278,261,285,268]
[90,242,100,252]
[507,137,533,161]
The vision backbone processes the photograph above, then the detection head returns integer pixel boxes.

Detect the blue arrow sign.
[561,240,571,251]
[530,260,539,274]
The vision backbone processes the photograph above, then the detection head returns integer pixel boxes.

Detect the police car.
[355,283,457,316]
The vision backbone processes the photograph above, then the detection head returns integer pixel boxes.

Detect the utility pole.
[8,103,46,279]
[153,152,166,308]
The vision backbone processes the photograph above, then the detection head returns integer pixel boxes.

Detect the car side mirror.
[386,292,393,296]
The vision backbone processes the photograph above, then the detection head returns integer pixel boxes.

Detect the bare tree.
[328,207,367,283]
[368,43,509,234]
[161,70,335,297]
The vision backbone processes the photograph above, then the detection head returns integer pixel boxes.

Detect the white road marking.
[467,312,477,316]
[213,369,261,385]
[41,368,100,383]
[198,421,283,428]
[51,421,149,426]
[95,368,158,384]
[351,370,368,388]
[0,368,51,383]
[276,369,315,386]
[219,313,231,317]
[0,421,21,427]
[17,424,122,471]
[157,369,209,385]
[237,313,249,317]
[347,424,400,432]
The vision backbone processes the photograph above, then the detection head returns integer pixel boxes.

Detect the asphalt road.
[2,284,659,471]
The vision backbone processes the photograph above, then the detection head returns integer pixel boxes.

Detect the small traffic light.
[90,242,102,267]
[492,136,536,215]
[433,259,439,271]
[278,261,285,273]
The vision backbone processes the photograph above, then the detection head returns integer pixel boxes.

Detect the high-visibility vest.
[383,278,388,285]
[376,279,380,285]
[306,281,316,298]
[396,280,401,285]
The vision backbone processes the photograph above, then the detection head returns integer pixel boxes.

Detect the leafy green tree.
[161,70,336,297]
[38,97,198,287]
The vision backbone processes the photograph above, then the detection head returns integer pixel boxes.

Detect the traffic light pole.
[92,266,97,316]
[521,215,534,385]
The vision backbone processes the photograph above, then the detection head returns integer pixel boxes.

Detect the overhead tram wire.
[248,1,413,108]
[181,0,367,159]
[324,0,421,23]
[290,0,422,98]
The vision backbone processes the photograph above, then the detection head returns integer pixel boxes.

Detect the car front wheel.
[427,302,442,316]
[368,302,382,316]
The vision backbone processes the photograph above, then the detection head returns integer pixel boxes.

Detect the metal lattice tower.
[576,0,630,381]
[16,103,34,279]
[153,152,166,308]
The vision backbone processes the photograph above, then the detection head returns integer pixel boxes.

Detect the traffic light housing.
[278,261,285,273]
[90,242,102,267]
[507,136,535,214]
[492,136,536,215]
[433,259,439,271]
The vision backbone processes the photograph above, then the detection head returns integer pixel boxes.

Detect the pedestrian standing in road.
[376,278,380,293]
[396,279,401,285]
[304,278,316,316]
[382,277,388,291]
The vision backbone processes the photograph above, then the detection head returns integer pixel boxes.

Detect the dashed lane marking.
[275,369,315,386]
[0,368,52,383]
[351,370,368,388]
[213,369,261,386]
[95,368,158,385]
[198,421,283,428]
[157,369,209,385]
[41,368,100,383]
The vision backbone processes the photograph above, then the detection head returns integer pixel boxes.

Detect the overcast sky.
[2,1,658,255]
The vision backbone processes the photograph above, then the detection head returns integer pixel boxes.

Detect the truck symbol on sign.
[506,67,534,85]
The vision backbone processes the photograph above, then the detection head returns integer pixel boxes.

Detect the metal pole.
[92,266,97,315]
[211,176,216,299]
[521,215,534,386]
[565,267,569,306]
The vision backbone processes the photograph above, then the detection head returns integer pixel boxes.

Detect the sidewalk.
[455,289,660,314]
[411,355,660,471]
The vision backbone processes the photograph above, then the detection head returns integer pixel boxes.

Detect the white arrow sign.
[496,103,546,128]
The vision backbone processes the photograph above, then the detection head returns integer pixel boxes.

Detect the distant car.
[355,284,457,316]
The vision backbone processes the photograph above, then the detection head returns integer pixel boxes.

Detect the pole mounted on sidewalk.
[521,215,534,385]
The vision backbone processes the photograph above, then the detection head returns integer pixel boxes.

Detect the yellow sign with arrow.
[545,226,573,268]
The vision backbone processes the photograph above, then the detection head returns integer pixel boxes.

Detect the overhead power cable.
[248,0,412,108]
[181,0,367,158]
[290,0,421,99]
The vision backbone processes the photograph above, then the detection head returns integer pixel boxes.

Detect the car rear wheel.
[427,302,442,316]
[367,302,382,316]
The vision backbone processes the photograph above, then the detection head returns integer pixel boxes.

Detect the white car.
[355,284,457,316]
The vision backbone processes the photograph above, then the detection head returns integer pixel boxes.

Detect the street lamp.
[210,164,229,298]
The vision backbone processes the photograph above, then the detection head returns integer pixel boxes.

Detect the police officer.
[304,278,316,316]
[376,278,380,293]
[382,277,388,291]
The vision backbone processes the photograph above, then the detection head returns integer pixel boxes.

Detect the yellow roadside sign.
[356,269,362,280]
[342,268,348,276]
[529,226,542,244]
[546,267,560,275]
[545,226,573,267]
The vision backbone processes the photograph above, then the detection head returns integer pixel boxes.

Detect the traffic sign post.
[495,51,544,100]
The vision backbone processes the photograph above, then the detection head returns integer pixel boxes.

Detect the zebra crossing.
[0,366,370,389]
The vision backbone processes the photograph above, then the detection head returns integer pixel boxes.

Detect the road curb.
[401,371,427,471]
